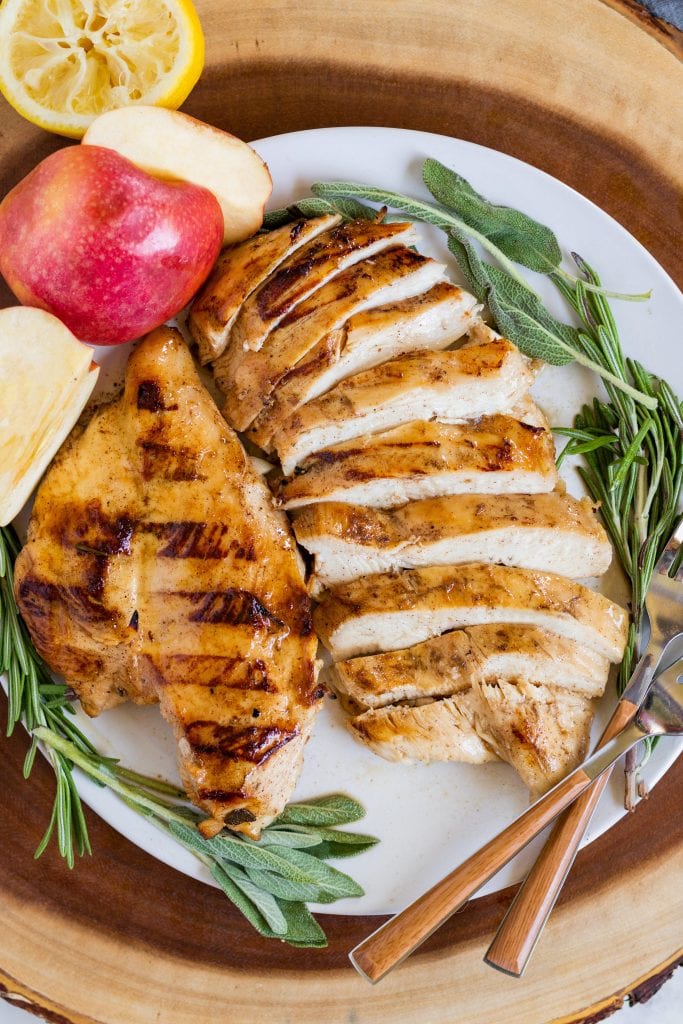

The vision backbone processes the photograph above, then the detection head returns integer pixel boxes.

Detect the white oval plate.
[7,127,683,916]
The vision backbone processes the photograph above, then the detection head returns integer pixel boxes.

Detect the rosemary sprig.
[1,525,377,945]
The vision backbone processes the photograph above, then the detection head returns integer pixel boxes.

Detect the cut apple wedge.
[83,106,272,245]
[0,307,99,525]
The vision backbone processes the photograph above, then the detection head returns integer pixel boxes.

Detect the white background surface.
[1,967,681,1023]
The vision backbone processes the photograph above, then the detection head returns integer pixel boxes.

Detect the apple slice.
[0,307,99,525]
[83,106,272,245]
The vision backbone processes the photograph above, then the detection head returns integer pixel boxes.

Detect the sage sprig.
[1,524,377,946]
[289,167,656,406]
[423,158,562,274]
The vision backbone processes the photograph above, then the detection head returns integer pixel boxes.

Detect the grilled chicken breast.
[269,337,534,473]
[350,694,497,765]
[246,282,481,448]
[313,562,628,661]
[294,492,612,590]
[215,247,446,431]
[349,680,593,796]
[230,218,416,354]
[188,214,341,364]
[330,623,610,713]
[14,328,322,839]
[279,406,558,509]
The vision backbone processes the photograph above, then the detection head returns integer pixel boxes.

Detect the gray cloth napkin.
[639,0,683,30]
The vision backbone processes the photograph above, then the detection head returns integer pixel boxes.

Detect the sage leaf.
[330,197,377,220]
[276,901,328,947]
[306,839,379,860]
[262,195,376,230]
[277,824,379,847]
[255,829,323,849]
[447,227,493,302]
[262,196,337,228]
[273,794,365,827]
[485,264,577,365]
[218,862,288,934]
[263,845,364,897]
[244,867,335,903]
[169,821,329,883]
[423,158,562,273]
[210,863,281,940]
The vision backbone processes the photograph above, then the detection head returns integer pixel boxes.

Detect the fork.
[349,654,683,984]
[485,518,683,976]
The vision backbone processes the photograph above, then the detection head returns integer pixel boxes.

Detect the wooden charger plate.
[1,1,682,1021]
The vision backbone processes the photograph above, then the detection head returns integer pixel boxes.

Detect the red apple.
[0,146,224,345]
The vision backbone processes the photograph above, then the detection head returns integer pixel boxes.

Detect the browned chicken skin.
[14,327,322,838]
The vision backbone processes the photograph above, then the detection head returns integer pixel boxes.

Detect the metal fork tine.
[652,517,683,580]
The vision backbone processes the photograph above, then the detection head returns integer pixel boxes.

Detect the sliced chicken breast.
[279,407,557,509]
[469,680,594,796]
[188,214,341,364]
[246,282,481,448]
[349,694,498,765]
[215,247,446,431]
[313,562,628,661]
[270,337,534,473]
[330,623,610,713]
[230,218,416,354]
[349,680,593,796]
[294,491,612,589]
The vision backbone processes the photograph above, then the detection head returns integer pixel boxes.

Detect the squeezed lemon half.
[0,0,205,138]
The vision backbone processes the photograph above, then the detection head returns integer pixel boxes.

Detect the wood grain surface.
[0,2,682,1022]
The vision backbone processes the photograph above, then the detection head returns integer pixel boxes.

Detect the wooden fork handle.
[484,698,638,977]
[350,769,592,984]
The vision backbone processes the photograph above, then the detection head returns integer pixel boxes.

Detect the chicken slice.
[312,562,628,661]
[269,337,534,473]
[230,218,416,353]
[294,491,612,590]
[348,680,593,796]
[246,282,481,448]
[215,247,446,431]
[349,694,498,765]
[330,623,610,713]
[279,406,557,509]
[468,680,594,796]
[14,327,322,839]
[188,214,341,364]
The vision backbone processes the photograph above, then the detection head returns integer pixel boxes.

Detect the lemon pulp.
[0,0,205,138]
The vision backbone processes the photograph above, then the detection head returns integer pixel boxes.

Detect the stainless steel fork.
[485,517,683,975]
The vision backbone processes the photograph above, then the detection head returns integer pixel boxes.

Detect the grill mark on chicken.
[197,790,252,811]
[139,521,255,560]
[289,220,305,243]
[179,589,286,630]
[185,720,300,763]
[147,654,275,692]
[17,576,116,625]
[57,501,136,557]
[254,222,402,320]
[138,440,206,482]
[136,379,178,412]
